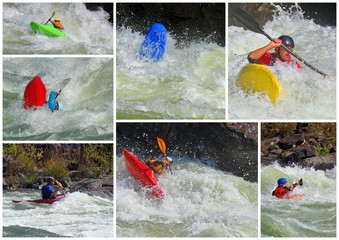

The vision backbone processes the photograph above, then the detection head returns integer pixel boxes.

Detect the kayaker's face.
[278,46,293,61]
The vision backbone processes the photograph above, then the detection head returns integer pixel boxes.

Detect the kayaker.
[145,157,173,175]
[52,18,64,30]
[41,177,62,199]
[47,91,64,112]
[248,35,302,69]
[272,178,299,198]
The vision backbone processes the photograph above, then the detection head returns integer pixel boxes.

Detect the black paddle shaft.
[232,8,329,78]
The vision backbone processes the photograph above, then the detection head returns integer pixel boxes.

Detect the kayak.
[23,76,46,110]
[140,23,167,62]
[30,21,66,37]
[286,194,304,200]
[12,193,66,204]
[122,149,165,199]
[235,64,281,103]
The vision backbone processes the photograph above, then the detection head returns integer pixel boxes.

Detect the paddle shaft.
[45,11,56,24]
[232,8,328,78]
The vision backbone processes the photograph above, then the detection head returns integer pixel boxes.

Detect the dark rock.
[298,153,336,170]
[85,3,113,24]
[70,176,113,200]
[278,133,305,150]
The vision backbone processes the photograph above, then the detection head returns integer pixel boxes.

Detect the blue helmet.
[277,178,287,185]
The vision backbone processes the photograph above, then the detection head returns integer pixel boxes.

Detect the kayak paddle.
[45,11,56,24]
[157,137,173,175]
[232,8,329,78]
[292,178,303,188]
[58,78,71,96]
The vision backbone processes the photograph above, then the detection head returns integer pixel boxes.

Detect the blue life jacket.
[41,184,54,199]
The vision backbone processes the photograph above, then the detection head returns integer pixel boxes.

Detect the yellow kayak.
[235,64,281,103]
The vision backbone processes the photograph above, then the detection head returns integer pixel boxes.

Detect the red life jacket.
[258,52,302,69]
[272,186,290,198]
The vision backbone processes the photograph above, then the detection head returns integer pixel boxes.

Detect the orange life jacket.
[53,21,63,29]
[145,159,169,175]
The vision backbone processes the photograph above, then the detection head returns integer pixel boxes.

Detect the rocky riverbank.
[261,123,336,170]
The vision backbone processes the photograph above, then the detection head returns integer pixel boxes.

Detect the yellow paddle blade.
[55,180,63,188]
[157,137,167,155]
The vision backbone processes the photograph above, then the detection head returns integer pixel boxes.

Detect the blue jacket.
[41,184,54,199]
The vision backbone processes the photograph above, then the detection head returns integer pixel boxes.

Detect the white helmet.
[167,157,173,162]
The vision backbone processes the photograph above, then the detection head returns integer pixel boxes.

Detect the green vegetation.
[3,144,113,186]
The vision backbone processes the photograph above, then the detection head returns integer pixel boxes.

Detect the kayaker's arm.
[248,38,282,62]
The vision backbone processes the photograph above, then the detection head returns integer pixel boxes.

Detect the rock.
[70,177,113,200]
[278,133,305,150]
[298,153,336,170]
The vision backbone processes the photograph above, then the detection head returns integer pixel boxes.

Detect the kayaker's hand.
[269,38,282,48]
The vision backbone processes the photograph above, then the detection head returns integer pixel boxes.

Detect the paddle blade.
[59,78,71,94]
[157,137,167,155]
[299,178,303,186]
[56,180,63,188]
[232,8,264,35]
[12,200,24,203]
[45,11,56,24]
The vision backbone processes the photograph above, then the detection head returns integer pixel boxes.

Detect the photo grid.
[1,1,337,239]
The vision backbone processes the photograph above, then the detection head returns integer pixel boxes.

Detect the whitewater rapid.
[116,26,225,120]
[228,4,336,119]
[3,191,113,237]
[3,57,113,140]
[3,3,113,54]
[117,156,257,237]
[261,163,336,237]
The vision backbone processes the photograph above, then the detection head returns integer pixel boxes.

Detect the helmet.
[167,157,173,162]
[57,102,64,111]
[47,176,55,183]
[54,18,60,22]
[277,178,287,185]
[278,35,295,48]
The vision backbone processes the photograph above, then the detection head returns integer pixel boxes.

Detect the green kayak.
[30,21,66,37]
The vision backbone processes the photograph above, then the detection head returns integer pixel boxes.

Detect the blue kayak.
[140,23,167,62]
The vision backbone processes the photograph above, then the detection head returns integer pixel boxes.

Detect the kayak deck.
[12,193,66,204]
[30,21,66,37]
[122,149,165,199]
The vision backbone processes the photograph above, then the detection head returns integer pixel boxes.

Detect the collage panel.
[3,143,114,237]
[3,57,113,141]
[116,122,258,237]
[261,122,336,237]
[3,2,113,55]
[116,3,225,120]
[228,3,336,120]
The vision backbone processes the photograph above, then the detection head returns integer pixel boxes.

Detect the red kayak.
[12,193,66,204]
[23,76,46,110]
[122,149,165,199]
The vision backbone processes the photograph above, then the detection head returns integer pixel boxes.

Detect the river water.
[116,155,258,237]
[261,163,336,237]
[3,3,113,54]
[228,4,336,119]
[3,191,113,237]
[116,27,225,120]
[3,57,113,140]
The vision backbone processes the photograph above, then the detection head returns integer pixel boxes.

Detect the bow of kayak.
[122,149,165,199]
[236,64,281,103]
[30,21,67,37]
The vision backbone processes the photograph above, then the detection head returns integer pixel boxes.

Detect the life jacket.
[272,186,290,198]
[53,21,63,29]
[258,52,302,69]
[41,184,53,199]
[145,159,169,175]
